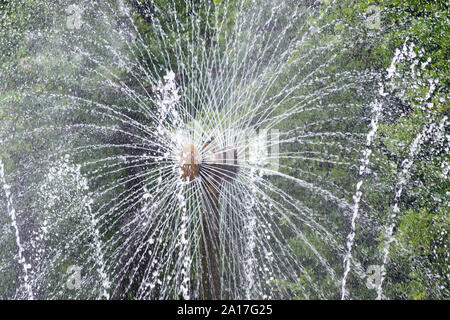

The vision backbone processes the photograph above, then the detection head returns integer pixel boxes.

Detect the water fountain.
[0,0,448,300]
